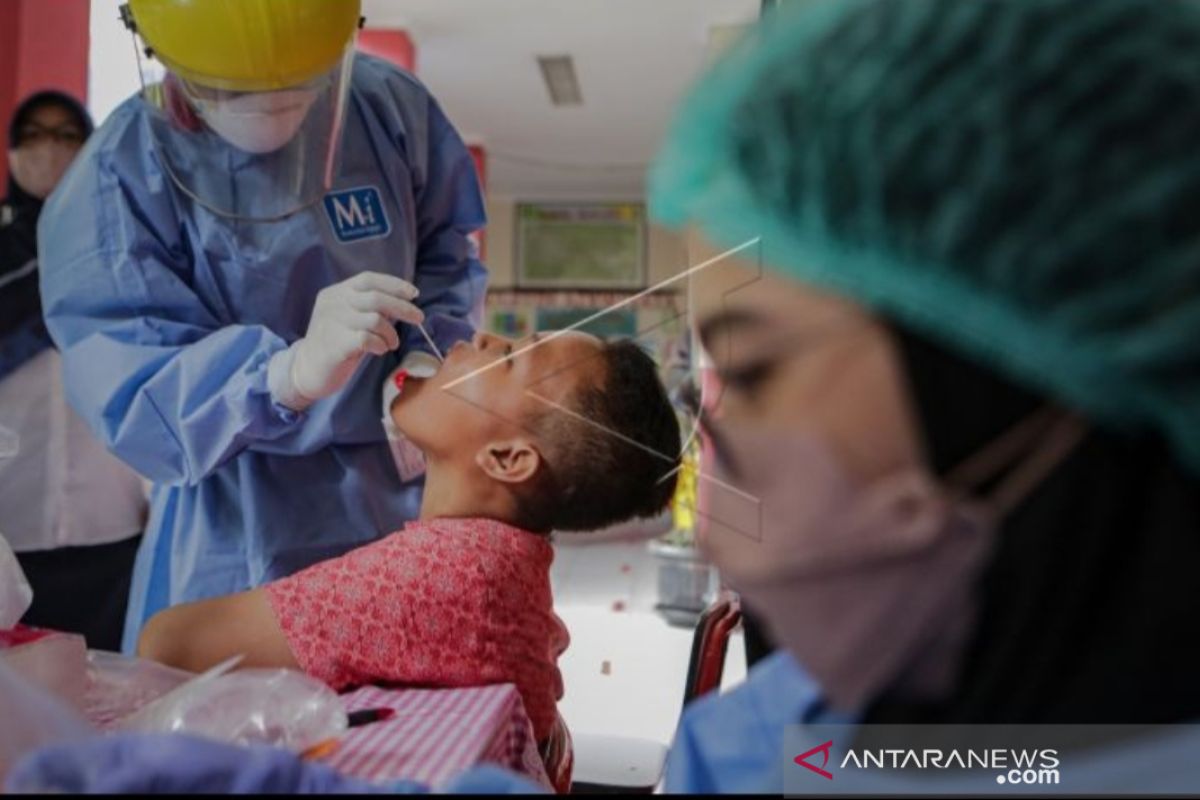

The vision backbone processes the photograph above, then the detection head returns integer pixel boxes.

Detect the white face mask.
[698,410,1086,713]
[193,89,318,155]
[8,142,78,200]
[381,352,442,483]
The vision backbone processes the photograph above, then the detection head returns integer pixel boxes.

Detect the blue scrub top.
[36,55,488,651]
[662,653,1200,794]
[663,651,847,793]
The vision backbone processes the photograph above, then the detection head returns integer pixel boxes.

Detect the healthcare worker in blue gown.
[13,0,1200,794]
[36,0,486,652]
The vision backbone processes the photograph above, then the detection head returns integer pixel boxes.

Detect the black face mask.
[866,327,1200,726]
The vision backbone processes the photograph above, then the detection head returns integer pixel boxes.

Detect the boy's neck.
[418,459,520,527]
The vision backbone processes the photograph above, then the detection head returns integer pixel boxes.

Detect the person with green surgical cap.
[9,0,1200,793]
[648,0,1200,791]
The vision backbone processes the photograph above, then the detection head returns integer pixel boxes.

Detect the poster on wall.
[516,203,646,289]
[489,310,532,338]
[534,307,639,340]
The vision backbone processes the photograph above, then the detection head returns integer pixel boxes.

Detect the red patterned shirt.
[265,518,569,741]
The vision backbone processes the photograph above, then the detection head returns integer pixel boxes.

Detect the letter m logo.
[324,186,391,243]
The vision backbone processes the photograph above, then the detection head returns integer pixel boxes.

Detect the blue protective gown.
[660,653,1200,794]
[663,651,847,794]
[36,55,488,652]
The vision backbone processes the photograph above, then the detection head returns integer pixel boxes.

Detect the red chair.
[682,591,741,707]
[541,713,575,794]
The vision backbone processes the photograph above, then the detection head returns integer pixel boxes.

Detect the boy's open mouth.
[404,351,443,380]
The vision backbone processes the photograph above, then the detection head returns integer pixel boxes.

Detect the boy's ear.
[475,438,542,485]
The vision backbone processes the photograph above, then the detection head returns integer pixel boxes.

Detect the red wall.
[0,3,21,165]
[358,29,417,74]
[1,0,91,187]
[468,145,488,261]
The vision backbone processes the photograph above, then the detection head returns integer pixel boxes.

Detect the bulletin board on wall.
[515,203,647,289]
[484,288,687,378]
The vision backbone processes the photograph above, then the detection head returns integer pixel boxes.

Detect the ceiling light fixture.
[537,55,583,106]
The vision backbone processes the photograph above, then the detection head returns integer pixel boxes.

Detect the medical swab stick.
[417,322,444,362]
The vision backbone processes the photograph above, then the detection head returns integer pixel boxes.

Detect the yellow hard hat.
[126,0,362,92]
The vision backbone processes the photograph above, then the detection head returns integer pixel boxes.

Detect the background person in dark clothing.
[0,91,145,651]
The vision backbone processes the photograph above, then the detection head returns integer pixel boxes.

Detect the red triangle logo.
[794,740,834,780]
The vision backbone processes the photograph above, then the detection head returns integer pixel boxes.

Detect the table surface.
[83,660,552,792]
[328,683,552,791]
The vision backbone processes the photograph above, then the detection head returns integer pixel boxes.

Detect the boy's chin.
[390,381,438,432]
[389,393,417,431]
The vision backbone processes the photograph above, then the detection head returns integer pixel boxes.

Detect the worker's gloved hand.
[269,272,424,411]
[5,733,403,794]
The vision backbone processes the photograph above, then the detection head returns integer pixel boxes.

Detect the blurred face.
[391,330,605,462]
[688,231,921,482]
[7,104,86,200]
[690,233,999,714]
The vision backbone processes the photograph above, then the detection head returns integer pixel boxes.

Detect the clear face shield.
[124,12,356,222]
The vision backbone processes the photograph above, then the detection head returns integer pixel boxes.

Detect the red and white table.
[328,683,551,790]
[81,656,552,791]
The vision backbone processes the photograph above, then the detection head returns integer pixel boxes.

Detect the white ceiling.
[361,0,761,199]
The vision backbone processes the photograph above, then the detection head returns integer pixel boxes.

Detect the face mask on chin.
[8,141,79,200]
[697,408,1087,714]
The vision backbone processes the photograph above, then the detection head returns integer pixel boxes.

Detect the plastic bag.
[0,628,89,713]
[118,666,348,752]
[0,535,32,627]
[84,649,194,729]
[0,659,94,786]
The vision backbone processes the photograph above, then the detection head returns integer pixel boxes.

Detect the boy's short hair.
[521,339,683,532]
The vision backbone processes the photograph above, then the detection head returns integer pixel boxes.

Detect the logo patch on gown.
[324,186,391,243]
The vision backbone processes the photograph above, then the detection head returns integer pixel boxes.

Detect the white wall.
[88,0,148,124]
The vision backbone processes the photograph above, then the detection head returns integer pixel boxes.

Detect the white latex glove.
[381,351,441,482]
[269,272,423,411]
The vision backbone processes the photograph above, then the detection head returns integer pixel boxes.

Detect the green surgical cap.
[650,0,1200,473]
